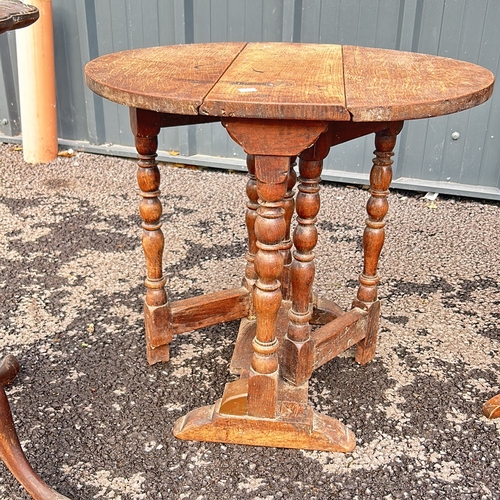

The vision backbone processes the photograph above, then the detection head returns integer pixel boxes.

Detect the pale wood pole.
[16,0,57,163]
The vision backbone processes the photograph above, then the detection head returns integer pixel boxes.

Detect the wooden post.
[280,160,297,301]
[130,108,172,365]
[15,0,57,163]
[243,154,258,298]
[282,135,329,386]
[247,155,289,418]
[355,122,403,364]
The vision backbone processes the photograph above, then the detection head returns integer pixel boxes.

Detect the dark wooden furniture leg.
[130,108,173,365]
[131,110,252,364]
[354,122,404,365]
[246,154,288,418]
[0,355,69,500]
[282,138,328,386]
[243,152,296,302]
[243,154,258,297]
[280,159,297,301]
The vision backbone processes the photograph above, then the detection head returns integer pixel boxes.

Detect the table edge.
[84,43,496,123]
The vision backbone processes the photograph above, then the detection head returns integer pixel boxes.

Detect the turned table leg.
[243,154,258,300]
[354,122,403,365]
[246,155,289,418]
[282,154,322,386]
[280,160,297,301]
[245,154,296,304]
[130,108,172,365]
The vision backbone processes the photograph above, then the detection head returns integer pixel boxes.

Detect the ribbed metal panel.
[0,32,19,137]
[0,0,498,198]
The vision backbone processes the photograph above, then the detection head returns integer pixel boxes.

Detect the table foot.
[483,394,500,419]
[353,300,380,365]
[146,342,171,365]
[144,302,172,364]
[173,398,355,452]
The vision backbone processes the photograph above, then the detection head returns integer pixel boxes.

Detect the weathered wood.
[86,43,494,123]
[353,124,403,365]
[0,356,69,499]
[354,300,381,365]
[171,287,250,335]
[343,45,495,122]
[173,397,355,452]
[201,43,350,121]
[482,394,500,419]
[356,123,403,305]
[85,43,247,115]
[243,154,258,296]
[222,118,328,156]
[84,42,496,453]
[280,162,296,301]
[247,155,289,418]
[312,308,368,370]
[0,0,38,35]
[282,145,326,386]
[131,108,172,364]
[311,296,344,325]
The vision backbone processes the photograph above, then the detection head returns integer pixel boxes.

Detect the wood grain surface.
[201,43,350,121]
[343,45,495,122]
[85,43,246,115]
[85,42,495,122]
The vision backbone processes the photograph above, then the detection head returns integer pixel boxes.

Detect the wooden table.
[85,42,494,452]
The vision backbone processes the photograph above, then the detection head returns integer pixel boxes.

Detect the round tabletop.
[0,0,38,35]
[85,42,494,123]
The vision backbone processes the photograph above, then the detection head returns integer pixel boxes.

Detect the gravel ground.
[0,142,499,500]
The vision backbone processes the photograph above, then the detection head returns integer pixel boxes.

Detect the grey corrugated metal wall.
[0,0,499,199]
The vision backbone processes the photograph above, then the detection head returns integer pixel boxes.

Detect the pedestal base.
[172,298,371,452]
[173,399,355,452]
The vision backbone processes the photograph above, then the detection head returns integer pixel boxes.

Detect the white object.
[423,192,439,201]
